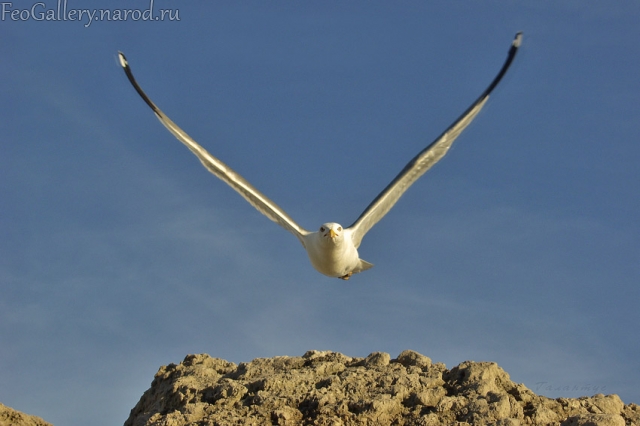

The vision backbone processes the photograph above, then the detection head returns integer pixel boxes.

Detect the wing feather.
[118,52,310,245]
[348,33,522,248]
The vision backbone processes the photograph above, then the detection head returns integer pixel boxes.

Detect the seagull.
[118,33,521,280]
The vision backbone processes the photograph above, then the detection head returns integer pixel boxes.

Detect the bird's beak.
[329,228,338,238]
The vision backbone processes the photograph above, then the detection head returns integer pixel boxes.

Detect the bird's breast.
[303,234,360,277]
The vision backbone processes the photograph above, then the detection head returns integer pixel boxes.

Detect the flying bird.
[118,33,521,279]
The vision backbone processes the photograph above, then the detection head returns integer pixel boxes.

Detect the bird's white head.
[319,222,344,242]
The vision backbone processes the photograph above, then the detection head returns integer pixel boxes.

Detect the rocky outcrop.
[124,350,639,426]
[0,403,52,426]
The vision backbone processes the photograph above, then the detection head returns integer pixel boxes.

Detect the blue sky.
[2,2,639,425]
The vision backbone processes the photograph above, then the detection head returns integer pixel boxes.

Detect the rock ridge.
[0,402,52,426]
[124,350,639,426]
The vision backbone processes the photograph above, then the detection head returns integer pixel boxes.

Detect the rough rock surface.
[0,403,52,426]
[124,350,639,426]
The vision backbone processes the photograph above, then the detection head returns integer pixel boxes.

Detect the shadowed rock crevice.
[124,350,639,426]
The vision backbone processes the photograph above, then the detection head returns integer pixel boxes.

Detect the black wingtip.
[117,52,163,117]
[482,32,522,97]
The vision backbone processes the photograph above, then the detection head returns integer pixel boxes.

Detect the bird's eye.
[337,226,342,231]
[320,226,325,232]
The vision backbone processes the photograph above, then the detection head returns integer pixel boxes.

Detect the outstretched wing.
[348,32,522,248]
[118,52,310,245]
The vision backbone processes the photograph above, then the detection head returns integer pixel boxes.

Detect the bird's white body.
[302,223,373,279]
[118,33,521,279]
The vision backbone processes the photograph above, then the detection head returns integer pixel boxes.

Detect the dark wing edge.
[348,32,522,248]
[117,52,310,245]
